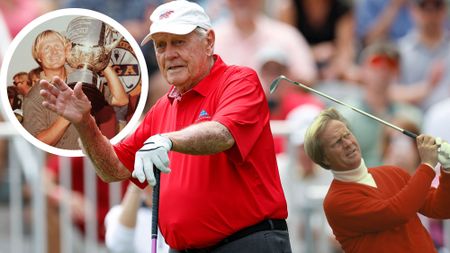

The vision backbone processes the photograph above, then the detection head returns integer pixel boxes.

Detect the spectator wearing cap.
[257,45,324,154]
[339,41,422,167]
[38,0,292,252]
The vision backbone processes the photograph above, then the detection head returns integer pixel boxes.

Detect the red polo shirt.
[113,55,288,249]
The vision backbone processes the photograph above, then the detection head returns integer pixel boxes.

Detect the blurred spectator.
[277,104,337,253]
[45,155,126,253]
[381,117,421,174]
[257,45,323,153]
[0,0,54,38]
[0,116,6,202]
[11,71,32,123]
[355,0,413,46]
[28,66,43,86]
[277,0,357,81]
[391,0,450,112]
[7,86,22,111]
[105,183,169,253]
[7,86,23,123]
[12,72,32,97]
[0,11,11,65]
[214,0,317,86]
[339,41,422,167]
[199,0,228,22]
[423,97,450,143]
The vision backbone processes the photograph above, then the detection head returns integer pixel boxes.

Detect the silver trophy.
[66,16,122,112]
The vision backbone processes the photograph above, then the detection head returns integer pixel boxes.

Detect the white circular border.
[0,8,149,157]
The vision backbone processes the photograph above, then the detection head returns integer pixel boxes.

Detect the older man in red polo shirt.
[39,0,291,252]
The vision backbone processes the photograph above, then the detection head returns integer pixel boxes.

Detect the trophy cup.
[66,16,122,113]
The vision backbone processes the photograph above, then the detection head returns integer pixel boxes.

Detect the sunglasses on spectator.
[418,0,445,11]
[368,55,398,69]
[12,80,25,86]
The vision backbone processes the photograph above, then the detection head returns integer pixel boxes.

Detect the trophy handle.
[104,25,123,55]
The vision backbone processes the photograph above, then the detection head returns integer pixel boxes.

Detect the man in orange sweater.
[303,107,450,253]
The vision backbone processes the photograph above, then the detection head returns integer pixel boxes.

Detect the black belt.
[182,219,288,253]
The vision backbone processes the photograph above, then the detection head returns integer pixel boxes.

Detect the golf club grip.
[151,167,160,253]
[403,129,418,139]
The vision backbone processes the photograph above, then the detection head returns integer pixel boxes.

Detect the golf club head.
[269,75,286,94]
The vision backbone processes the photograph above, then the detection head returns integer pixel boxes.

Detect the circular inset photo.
[0,8,148,157]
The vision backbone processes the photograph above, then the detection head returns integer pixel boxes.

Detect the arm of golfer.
[76,113,131,182]
[165,120,235,155]
[77,114,235,181]
[40,77,130,182]
[40,77,235,180]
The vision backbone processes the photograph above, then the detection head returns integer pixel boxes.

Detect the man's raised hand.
[40,76,92,124]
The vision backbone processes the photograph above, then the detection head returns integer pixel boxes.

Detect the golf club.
[270,75,418,139]
[151,167,161,253]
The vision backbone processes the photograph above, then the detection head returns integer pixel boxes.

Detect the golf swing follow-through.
[270,74,450,166]
[270,75,419,139]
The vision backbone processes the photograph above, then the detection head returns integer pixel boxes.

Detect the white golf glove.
[436,137,450,170]
[133,134,172,186]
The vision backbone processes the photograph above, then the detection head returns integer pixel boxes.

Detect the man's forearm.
[365,2,402,44]
[36,116,71,146]
[119,185,142,228]
[166,121,235,155]
[74,114,131,182]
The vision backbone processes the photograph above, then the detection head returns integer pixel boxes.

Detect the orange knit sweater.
[324,164,450,253]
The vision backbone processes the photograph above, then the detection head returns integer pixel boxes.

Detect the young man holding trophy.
[23,17,129,150]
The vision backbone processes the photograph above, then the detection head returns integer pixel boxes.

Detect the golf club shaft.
[270,75,418,139]
[151,167,160,253]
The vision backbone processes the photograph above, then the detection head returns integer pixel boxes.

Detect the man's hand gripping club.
[133,134,172,186]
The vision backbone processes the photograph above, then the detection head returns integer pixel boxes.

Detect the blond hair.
[303,107,350,169]
[32,30,68,65]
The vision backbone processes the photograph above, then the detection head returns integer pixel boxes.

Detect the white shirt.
[331,159,377,187]
[105,205,170,253]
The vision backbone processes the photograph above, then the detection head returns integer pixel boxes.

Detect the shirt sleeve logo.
[196,109,211,122]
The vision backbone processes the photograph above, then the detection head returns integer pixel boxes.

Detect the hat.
[256,46,289,68]
[287,104,322,146]
[360,41,399,65]
[141,0,212,46]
